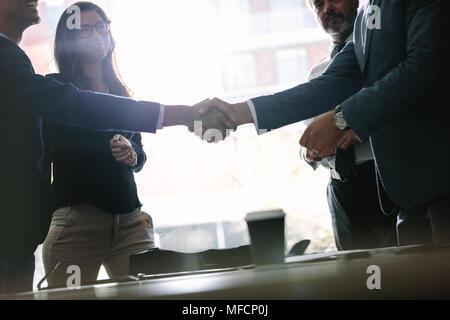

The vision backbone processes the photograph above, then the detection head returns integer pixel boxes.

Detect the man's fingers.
[199,98,235,122]
[209,108,236,130]
[304,130,323,154]
[336,139,345,149]
[338,131,358,149]
[309,148,321,158]
[305,151,321,162]
[341,140,352,150]
[305,154,314,162]
[321,145,336,158]
[299,130,309,147]
[222,116,236,130]
[195,98,210,107]
[198,100,214,115]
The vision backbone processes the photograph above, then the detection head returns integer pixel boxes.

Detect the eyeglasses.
[76,21,110,39]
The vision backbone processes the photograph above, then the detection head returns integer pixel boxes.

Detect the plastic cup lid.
[245,209,285,222]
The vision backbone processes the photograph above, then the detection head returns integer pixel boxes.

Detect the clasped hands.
[185,98,252,143]
[109,134,137,167]
[183,99,358,155]
[300,111,359,161]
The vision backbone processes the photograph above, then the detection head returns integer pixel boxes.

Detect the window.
[276,47,309,85]
[223,54,257,90]
[25,0,334,289]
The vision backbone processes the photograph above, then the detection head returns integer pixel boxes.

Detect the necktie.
[335,147,355,180]
[330,42,346,59]
[331,42,356,181]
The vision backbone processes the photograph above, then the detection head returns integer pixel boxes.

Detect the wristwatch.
[334,105,349,130]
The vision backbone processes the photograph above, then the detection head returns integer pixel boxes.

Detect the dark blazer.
[49,120,147,214]
[47,73,147,214]
[0,36,159,257]
[251,0,449,210]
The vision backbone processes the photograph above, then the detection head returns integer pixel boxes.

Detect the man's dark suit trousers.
[327,160,398,250]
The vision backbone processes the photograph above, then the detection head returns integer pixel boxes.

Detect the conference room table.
[6,243,450,300]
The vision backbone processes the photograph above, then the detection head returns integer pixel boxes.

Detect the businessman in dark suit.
[0,0,231,293]
[300,0,398,251]
[200,0,450,246]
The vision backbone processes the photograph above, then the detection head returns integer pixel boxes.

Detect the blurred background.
[20,0,366,289]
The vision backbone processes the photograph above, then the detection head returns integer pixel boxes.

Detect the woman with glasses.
[42,2,154,288]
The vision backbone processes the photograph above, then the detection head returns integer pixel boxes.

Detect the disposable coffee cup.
[245,209,286,266]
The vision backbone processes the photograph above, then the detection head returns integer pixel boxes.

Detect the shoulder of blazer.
[0,36,32,65]
[0,35,18,49]
[46,72,65,82]
[307,57,330,81]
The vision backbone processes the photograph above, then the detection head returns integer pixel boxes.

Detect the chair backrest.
[129,245,253,276]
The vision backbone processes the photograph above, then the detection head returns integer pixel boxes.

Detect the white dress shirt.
[247,34,373,169]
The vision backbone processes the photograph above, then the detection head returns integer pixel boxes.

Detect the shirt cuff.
[299,146,319,171]
[156,104,165,130]
[246,99,264,135]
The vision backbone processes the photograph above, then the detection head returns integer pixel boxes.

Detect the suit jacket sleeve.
[48,122,113,164]
[0,37,160,133]
[341,0,448,141]
[251,41,364,131]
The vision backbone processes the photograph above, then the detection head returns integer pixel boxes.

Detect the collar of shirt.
[0,32,8,39]
[329,33,353,58]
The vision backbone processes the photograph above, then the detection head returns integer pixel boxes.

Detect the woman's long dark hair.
[54,1,131,97]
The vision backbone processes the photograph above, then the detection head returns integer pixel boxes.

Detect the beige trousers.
[42,204,155,288]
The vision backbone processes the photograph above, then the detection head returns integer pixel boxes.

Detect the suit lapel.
[354,6,366,70]
[359,0,381,72]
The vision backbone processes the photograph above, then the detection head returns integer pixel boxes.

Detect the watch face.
[336,112,347,130]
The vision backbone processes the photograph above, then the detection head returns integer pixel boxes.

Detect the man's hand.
[299,110,345,158]
[189,99,237,143]
[163,101,236,143]
[110,134,137,167]
[163,97,254,143]
[198,98,254,128]
[305,149,323,163]
[337,130,360,150]
[304,130,358,161]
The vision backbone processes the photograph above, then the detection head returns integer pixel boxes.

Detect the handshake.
[164,98,254,143]
[165,98,359,158]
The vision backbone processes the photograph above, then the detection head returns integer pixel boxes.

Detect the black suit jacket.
[251,0,450,210]
[0,36,160,257]
[47,73,147,215]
